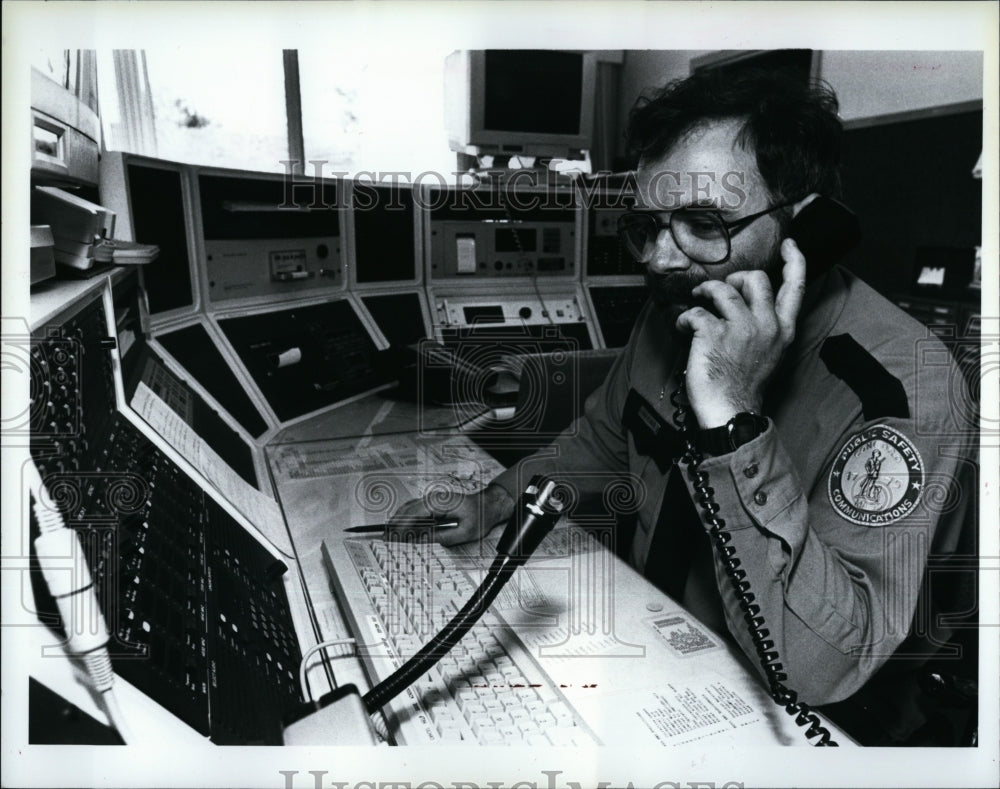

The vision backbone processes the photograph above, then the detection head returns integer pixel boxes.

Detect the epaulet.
[819,333,910,420]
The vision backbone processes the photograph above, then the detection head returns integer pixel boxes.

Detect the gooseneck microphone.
[362,476,564,715]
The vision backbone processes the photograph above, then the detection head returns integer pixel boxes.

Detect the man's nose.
[645,227,691,274]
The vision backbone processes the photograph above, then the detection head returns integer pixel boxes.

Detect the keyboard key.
[462,701,487,722]
[548,701,574,726]
[484,671,504,686]
[518,719,541,736]
[500,695,524,711]
[525,698,546,714]
[490,711,512,726]
[437,721,463,741]
[434,711,457,728]
[533,712,556,728]
[482,697,503,712]
[469,715,492,736]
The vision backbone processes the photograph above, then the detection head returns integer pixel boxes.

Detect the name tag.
[623,388,684,470]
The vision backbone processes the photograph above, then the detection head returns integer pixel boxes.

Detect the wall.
[618,48,985,137]
[617,50,712,129]
[821,50,984,123]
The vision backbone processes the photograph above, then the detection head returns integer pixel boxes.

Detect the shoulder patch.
[819,334,909,420]
[828,425,924,526]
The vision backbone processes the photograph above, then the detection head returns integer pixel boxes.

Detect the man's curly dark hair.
[627,66,844,204]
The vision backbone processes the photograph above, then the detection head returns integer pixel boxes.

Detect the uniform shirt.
[492,266,975,705]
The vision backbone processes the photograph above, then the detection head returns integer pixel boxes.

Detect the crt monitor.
[444,50,596,159]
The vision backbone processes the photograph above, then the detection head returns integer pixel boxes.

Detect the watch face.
[730,413,763,447]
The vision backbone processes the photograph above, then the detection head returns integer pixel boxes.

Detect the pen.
[344,520,460,534]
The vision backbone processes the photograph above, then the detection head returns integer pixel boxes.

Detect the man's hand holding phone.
[388,483,516,546]
[676,237,807,430]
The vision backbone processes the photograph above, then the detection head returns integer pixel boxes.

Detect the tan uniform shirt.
[493,267,975,704]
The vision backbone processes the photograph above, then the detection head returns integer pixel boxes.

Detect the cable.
[27,459,132,744]
[669,374,837,746]
[502,200,556,326]
[529,274,557,326]
[83,651,132,742]
[298,637,357,702]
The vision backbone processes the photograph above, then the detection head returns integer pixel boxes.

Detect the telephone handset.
[788,195,862,283]
[669,375,838,745]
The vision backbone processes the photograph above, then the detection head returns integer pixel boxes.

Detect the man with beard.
[392,68,975,744]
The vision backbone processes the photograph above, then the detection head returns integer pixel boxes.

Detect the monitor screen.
[361,293,427,347]
[354,183,417,283]
[445,50,595,158]
[483,50,584,135]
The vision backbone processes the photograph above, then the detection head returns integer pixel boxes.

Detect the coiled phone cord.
[670,374,837,746]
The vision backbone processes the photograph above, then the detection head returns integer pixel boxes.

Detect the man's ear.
[791,192,820,218]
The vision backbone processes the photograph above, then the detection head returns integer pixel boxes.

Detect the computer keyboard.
[322,535,597,745]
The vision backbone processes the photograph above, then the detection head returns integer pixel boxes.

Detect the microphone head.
[495,475,565,562]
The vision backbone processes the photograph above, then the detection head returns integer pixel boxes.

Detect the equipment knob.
[519,307,532,320]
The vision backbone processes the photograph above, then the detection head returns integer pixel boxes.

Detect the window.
[99,49,289,172]
[32,49,77,92]
[99,47,456,177]
[298,47,455,177]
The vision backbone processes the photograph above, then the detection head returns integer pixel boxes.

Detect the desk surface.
[270,388,487,445]
[268,396,853,747]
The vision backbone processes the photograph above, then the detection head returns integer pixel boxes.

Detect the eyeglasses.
[616,202,794,265]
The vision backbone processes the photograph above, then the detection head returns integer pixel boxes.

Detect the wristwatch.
[697,412,770,456]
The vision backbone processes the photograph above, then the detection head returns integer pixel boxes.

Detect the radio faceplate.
[204,237,343,301]
[434,293,584,328]
[430,220,575,279]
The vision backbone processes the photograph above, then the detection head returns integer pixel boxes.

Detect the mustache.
[644,268,708,304]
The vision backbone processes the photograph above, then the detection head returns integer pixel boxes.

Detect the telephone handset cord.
[670,374,838,746]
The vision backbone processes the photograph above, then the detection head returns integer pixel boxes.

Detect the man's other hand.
[388,484,516,546]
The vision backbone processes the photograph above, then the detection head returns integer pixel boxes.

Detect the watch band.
[697,412,770,456]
